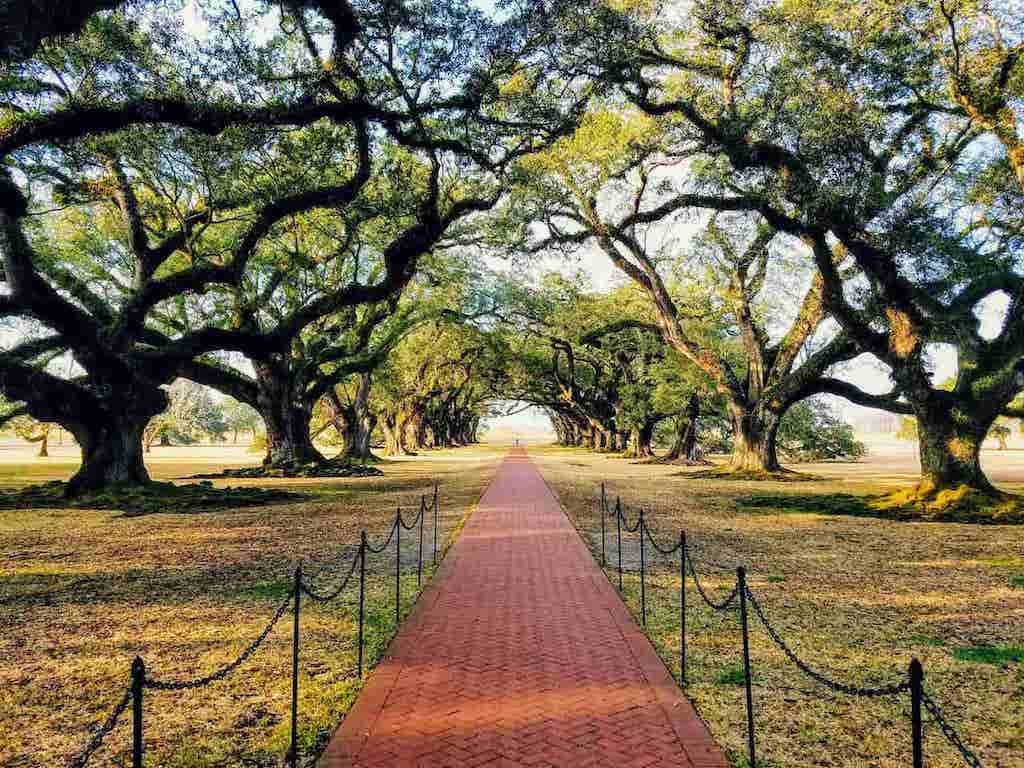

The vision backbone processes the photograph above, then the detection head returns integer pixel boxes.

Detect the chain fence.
[64,483,446,768]
[597,483,986,768]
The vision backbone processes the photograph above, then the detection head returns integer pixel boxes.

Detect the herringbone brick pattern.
[320,449,726,768]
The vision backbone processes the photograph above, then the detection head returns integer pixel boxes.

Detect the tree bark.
[727,405,782,473]
[623,425,655,458]
[66,391,166,495]
[255,364,323,466]
[336,374,377,461]
[913,402,995,497]
[664,394,701,462]
[381,411,411,456]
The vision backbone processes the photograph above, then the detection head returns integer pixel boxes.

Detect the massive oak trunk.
[664,395,701,462]
[623,424,655,458]
[255,363,323,466]
[66,385,168,496]
[381,411,411,456]
[402,407,424,452]
[337,374,377,461]
[727,405,782,473]
[913,402,995,497]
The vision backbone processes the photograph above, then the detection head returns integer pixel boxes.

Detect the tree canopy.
[2,0,1022,517]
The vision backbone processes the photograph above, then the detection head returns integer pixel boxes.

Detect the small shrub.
[778,399,867,463]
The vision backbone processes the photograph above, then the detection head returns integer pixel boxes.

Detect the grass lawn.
[0,443,502,768]
[530,443,1024,768]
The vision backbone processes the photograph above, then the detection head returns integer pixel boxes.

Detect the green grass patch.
[1011,576,1024,589]
[910,634,947,647]
[766,574,786,583]
[715,665,748,686]
[954,645,1024,665]
[238,578,293,601]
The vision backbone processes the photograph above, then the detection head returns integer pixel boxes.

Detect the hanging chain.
[398,506,423,531]
[366,519,399,553]
[743,588,909,697]
[686,554,740,610]
[145,596,291,691]
[301,547,361,602]
[643,518,682,556]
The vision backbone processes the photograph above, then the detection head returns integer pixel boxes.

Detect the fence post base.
[738,567,756,768]
[358,533,366,678]
[680,531,686,686]
[131,656,145,768]
[288,565,302,768]
[910,658,923,768]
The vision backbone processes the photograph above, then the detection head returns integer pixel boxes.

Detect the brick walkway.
[321,448,726,768]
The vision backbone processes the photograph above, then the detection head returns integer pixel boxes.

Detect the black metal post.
[432,484,439,565]
[417,497,425,588]
[131,656,145,768]
[615,496,623,591]
[358,533,366,677]
[737,566,756,768]
[600,483,606,566]
[639,509,647,626]
[395,510,401,627]
[910,658,924,768]
[680,531,686,686]
[288,565,302,768]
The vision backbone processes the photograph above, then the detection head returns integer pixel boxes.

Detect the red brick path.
[320,449,727,768]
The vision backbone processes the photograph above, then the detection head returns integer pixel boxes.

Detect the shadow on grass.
[736,493,880,518]
[0,480,304,516]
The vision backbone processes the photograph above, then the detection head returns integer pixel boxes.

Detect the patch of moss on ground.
[736,491,1024,524]
[0,480,302,515]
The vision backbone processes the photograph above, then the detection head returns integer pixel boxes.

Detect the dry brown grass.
[0,443,502,768]
[530,444,1024,768]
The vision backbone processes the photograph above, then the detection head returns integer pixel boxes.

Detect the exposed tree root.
[675,465,821,482]
[637,455,713,466]
[186,458,384,480]
[871,483,1024,523]
[335,451,384,465]
[737,487,1024,524]
[0,481,302,516]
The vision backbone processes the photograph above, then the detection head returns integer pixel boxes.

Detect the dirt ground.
[530,437,1024,768]
[0,443,503,768]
